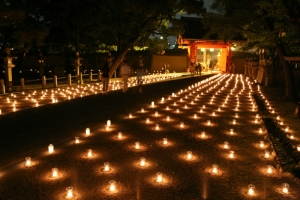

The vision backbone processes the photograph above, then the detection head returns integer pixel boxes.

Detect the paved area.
[0,74,299,200]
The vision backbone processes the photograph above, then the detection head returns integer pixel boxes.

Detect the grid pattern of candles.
[0,74,180,115]
[1,74,299,199]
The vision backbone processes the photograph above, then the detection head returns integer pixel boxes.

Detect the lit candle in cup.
[104,162,110,171]
[146,118,149,123]
[229,151,234,158]
[166,106,169,110]
[201,131,206,138]
[212,164,218,174]
[129,113,132,118]
[180,122,184,128]
[264,151,270,159]
[48,144,54,154]
[156,172,162,183]
[267,165,273,174]
[86,128,90,136]
[155,124,159,130]
[223,141,229,149]
[155,111,158,116]
[75,137,79,144]
[166,116,170,121]
[187,151,193,160]
[207,120,211,126]
[259,141,264,148]
[233,119,236,125]
[109,180,116,191]
[66,187,73,199]
[163,138,168,145]
[140,157,145,167]
[297,144,300,151]
[135,142,140,149]
[52,168,58,177]
[87,149,93,157]
[118,132,122,139]
[282,183,289,194]
[194,114,197,119]
[25,157,31,167]
[230,129,234,135]
[151,101,154,107]
[141,108,144,113]
[107,120,111,127]
[248,184,255,196]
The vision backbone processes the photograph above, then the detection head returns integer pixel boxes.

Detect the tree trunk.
[275,42,297,101]
[108,36,139,78]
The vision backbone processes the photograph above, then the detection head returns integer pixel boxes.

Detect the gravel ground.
[0,74,299,200]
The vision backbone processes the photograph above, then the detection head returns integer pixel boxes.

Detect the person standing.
[136,66,145,93]
[119,59,131,93]
[101,62,110,95]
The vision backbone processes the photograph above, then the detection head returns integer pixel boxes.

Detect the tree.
[204,0,299,101]
[99,0,206,78]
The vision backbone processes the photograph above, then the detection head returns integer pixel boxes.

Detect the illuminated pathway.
[0,73,180,115]
[0,74,299,199]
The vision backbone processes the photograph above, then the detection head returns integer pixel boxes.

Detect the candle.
[201,131,206,138]
[151,101,154,107]
[207,120,211,126]
[141,108,144,113]
[194,114,197,119]
[156,172,162,183]
[229,151,234,158]
[66,187,73,199]
[180,122,184,128]
[187,151,192,160]
[48,144,54,154]
[146,118,150,123]
[129,113,132,118]
[104,162,110,171]
[297,144,300,151]
[86,128,90,136]
[163,138,168,145]
[156,124,159,130]
[259,141,264,148]
[264,151,270,159]
[87,149,93,157]
[25,157,31,167]
[118,132,122,139]
[109,180,116,191]
[75,137,79,144]
[230,129,234,135]
[212,164,218,174]
[282,183,289,194]
[248,184,255,196]
[267,165,273,174]
[223,141,229,149]
[140,157,145,167]
[135,142,140,149]
[52,168,58,177]
[107,120,111,126]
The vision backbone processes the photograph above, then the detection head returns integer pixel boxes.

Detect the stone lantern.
[72,51,83,84]
[1,47,17,92]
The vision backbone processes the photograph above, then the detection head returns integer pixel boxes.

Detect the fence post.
[53,75,58,88]
[89,71,93,81]
[0,79,5,94]
[67,74,72,85]
[79,72,83,84]
[20,78,25,91]
[42,76,46,89]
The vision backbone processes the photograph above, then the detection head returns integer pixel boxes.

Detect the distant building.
[177,17,246,73]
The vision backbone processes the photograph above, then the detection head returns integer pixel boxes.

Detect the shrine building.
[177,17,246,73]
